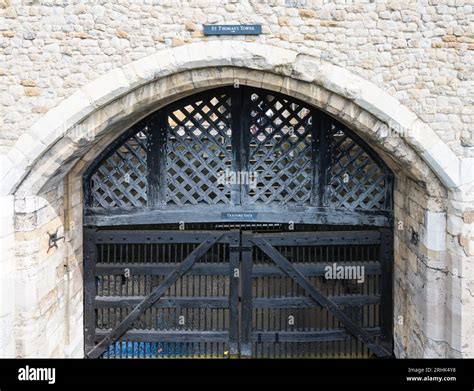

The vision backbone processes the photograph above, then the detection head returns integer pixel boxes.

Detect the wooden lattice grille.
[246,91,313,205]
[90,129,148,208]
[327,125,389,210]
[85,86,393,223]
[166,93,232,205]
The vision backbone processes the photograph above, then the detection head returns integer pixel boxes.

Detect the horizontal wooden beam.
[92,230,238,245]
[95,295,379,309]
[252,230,380,246]
[95,296,229,309]
[252,327,381,342]
[253,295,380,308]
[84,205,392,227]
[90,229,380,246]
[95,329,229,343]
[253,261,381,276]
[95,262,230,276]
[95,328,380,344]
[95,261,381,277]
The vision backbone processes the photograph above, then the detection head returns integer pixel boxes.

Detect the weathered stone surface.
[24,87,39,96]
[115,29,129,39]
[0,1,470,157]
[0,0,472,361]
[464,210,474,224]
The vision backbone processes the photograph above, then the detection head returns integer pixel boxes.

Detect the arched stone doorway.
[1,42,471,359]
[82,85,394,358]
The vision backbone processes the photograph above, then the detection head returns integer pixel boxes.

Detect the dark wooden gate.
[84,224,392,359]
[84,228,241,358]
[240,228,392,358]
[83,86,394,358]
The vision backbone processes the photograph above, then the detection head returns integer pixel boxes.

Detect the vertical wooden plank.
[310,108,320,206]
[379,227,393,354]
[315,112,332,207]
[83,175,93,209]
[240,87,251,206]
[147,110,168,207]
[384,172,395,212]
[230,88,243,206]
[228,230,240,357]
[240,231,253,357]
[84,228,98,356]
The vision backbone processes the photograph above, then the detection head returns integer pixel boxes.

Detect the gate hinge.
[229,246,252,252]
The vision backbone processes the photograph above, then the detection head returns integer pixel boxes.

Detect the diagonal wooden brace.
[252,236,391,358]
[86,234,223,359]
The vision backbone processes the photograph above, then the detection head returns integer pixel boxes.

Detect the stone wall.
[0,0,473,358]
[0,195,15,357]
[1,0,473,156]
[393,175,449,357]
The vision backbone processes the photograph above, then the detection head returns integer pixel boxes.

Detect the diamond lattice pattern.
[246,92,313,205]
[166,93,232,205]
[87,88,391,213]
[327,126,388,210]
[90,130,148,208]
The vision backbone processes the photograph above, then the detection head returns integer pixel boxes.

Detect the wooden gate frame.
[84,229,240,359]
[239,229,393,358]
[85,227,393,358]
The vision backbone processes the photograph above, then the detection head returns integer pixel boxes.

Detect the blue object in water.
[102,341,189,358]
